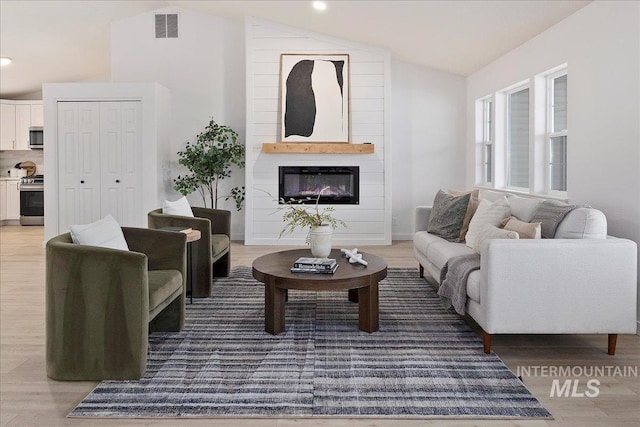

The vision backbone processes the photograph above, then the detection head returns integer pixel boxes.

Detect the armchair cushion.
[212,234,231,259]
[69,214,129,251]
[162,196,194,217]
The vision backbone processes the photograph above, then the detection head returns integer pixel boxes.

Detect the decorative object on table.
[280,53,350,143]
[277,189,346,257]
[173,119,245,210]
[290,256,339,274]
[340,247,368,266]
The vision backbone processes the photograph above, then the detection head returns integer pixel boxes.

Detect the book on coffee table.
[292,257,337,271]
[291,263,339,274]
[160,226,193,234]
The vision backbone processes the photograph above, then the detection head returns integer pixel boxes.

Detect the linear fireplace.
[279,166,359,205]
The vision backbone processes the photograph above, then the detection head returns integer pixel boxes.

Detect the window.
[155,14,179,38]
[481,98,493,184]
[547,72,567,193]
[507,87,530,189]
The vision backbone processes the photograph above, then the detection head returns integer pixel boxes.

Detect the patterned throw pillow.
[529,200,576,238]
[474,224,519,255]
[501,216,542,239]
[427,190,471,242]
[449,189,480,242]
[465,196,511,250]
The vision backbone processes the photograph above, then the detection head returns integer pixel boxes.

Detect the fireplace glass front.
[279,166,359,205]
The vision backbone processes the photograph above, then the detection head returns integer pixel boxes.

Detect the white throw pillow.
[508,196,541,222]
[474,224,519,255]
[465,196,511,250]
[70,214,129,251]
[162,196,194,217]
[479,189,510,202]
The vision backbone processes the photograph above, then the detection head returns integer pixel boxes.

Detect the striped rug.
[70,267,551,419]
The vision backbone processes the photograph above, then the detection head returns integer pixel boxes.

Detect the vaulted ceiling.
[0,0,590,98]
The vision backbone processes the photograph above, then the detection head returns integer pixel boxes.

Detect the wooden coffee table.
[252,249,387,334]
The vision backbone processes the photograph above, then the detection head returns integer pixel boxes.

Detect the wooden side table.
[160,227,201,304]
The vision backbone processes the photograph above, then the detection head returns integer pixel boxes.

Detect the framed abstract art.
[279,53,350,143]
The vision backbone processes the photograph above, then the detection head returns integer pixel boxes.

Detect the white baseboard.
[392,233,414,240]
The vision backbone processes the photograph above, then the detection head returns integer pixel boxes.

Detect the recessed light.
[313,1,327,11]
[0,57,12,67]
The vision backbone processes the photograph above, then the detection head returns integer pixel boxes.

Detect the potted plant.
[174,119,245,210]
[278,188,347,257]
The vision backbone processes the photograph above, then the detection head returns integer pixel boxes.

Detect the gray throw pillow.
[529,200,576,238]
[427,190,471,242]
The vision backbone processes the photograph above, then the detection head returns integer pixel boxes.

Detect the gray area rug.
[70,267,552,419]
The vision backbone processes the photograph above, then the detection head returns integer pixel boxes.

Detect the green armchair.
[46,227,187,380]
[148,207,231,298]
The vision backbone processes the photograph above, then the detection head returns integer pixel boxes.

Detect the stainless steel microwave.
[29,126,43,149]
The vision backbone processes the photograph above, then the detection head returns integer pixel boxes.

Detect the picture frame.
[279,53,350,143]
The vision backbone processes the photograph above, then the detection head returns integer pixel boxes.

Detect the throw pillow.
[501,216,542,239]
[479,189,511,202]
[529,200,576,238]
[474,224,519,255]
[465,196,511,250]
[427,190,471,242]
[162,196,194,217]
[449,189,480,242]
[508,196,541,222]
[70,214,129,251]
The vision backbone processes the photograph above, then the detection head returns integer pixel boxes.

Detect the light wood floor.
[1,225,638,426]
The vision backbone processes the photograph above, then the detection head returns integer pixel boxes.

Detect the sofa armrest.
[479,238,638,334]
[192,207,231,237]
[415,206,432,232]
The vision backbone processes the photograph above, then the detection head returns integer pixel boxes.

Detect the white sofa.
[413,191,637,355]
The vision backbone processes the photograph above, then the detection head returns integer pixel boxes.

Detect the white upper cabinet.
[0,100,44,151]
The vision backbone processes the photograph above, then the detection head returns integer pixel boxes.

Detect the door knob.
[115,180,120,183]
[80,180,85,184]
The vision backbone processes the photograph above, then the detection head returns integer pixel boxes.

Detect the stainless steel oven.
[19,175,44,225]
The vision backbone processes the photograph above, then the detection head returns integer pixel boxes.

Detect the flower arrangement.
[277,188,347,242]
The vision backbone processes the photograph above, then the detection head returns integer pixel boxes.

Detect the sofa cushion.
[530,200,576,238]
[502,216,542,239]
[69,214,129,251]
[413,231,448,257]
[465,196,511,250]
[508,196,541,222]
[426,241,475,270]
[466,270,481,303]
[427,190,470,242]
[555,207,607,239]
[474,225,519,255]
[479,189,509,202]
[148,269,183,314]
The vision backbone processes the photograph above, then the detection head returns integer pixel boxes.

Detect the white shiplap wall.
[244,18,391,245]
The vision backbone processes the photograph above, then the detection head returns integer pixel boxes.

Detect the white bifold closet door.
[57,101,142,233]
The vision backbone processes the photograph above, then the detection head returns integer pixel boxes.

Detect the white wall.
[466,1,640,327]
[111,7,247,238]
[244,18,392,246]
[390,60,466,239]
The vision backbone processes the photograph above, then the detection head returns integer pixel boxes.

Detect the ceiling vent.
[155,14,178,38]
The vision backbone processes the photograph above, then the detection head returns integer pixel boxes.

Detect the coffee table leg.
[358,281,379,333]
[265,278,286,334]
[348,288,358,303]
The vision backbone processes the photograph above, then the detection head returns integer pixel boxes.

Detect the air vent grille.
[155,14,178,38]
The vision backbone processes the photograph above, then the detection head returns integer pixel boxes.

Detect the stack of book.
[290,257,339,274]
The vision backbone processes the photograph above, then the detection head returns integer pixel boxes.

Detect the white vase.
[309,224,332,258]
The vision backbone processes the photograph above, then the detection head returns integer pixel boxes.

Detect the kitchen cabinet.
[0,100,44,150]
[0,178,21,222]
[57,101,142,232]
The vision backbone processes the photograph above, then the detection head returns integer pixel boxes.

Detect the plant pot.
[309,224,332,258]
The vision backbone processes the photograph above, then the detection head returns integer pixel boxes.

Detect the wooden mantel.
[261,143,374,154]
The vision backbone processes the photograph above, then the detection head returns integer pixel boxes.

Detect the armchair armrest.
[123,227,186,275]
[480,238,637,334]
[46,236,149,379]
[415,206,432,232]
[191,207,231,236]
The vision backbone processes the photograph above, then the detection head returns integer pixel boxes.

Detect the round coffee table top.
[252,249,387,291]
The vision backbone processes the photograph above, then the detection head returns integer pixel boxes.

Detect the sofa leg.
[608,334,617,355]
[483,332,491,354]
[419,264,424,278]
